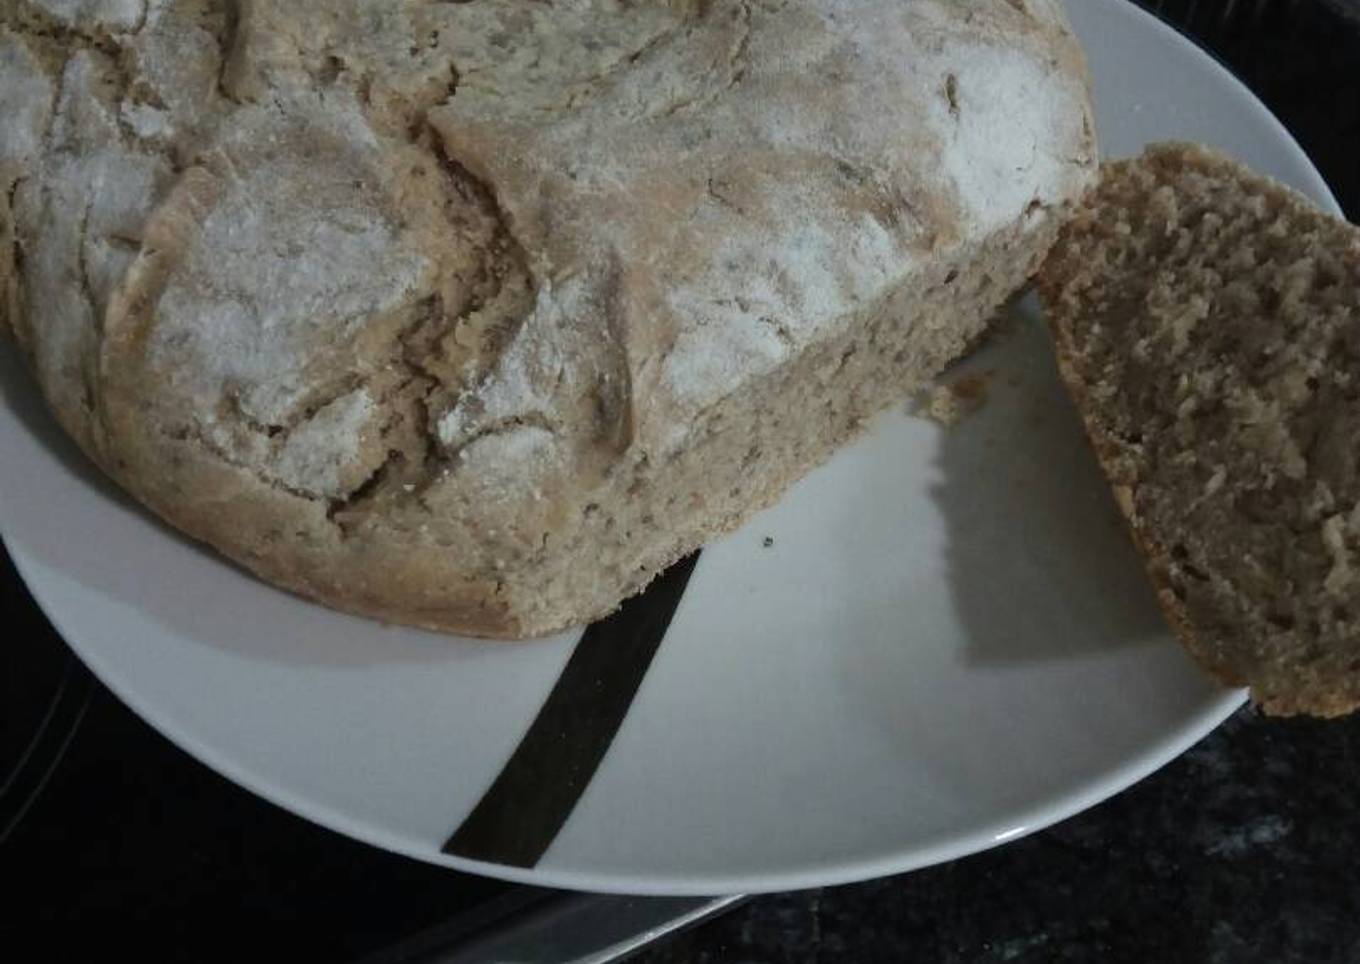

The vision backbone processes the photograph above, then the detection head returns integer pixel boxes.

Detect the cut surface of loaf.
[1040,143,1360,717]
[1,0,1095,637]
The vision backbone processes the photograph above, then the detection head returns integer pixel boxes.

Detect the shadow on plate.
[0,341,139,512]
[825,301,1223,817]
[932,300,1168,667]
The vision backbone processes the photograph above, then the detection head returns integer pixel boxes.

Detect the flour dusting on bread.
[1,0,1095,636]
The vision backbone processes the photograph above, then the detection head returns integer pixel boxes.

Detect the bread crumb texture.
[920,372,993,427]
[1,0,1094,636]
[1040,142,1360,716]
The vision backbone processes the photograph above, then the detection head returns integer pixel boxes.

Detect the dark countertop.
[641,2,1360,962]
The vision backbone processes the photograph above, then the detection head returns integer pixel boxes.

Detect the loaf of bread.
[1,0,1095,637]
[1040,143,1360,717]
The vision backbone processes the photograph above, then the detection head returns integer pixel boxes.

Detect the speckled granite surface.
[639,3,1360,962]
[643,711,1360,963]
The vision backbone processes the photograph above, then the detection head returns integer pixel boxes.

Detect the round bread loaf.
[0,0,1095,637]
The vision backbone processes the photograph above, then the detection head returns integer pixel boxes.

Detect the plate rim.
[0,533,1249,896]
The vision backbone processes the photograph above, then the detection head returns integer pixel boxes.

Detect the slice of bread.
[1039,143,1360,717]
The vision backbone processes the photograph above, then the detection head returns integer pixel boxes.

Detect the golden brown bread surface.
[1,0,1095,636]
[1040,143,1360,717]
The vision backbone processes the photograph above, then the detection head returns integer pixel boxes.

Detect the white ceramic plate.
[0,0,1342,896]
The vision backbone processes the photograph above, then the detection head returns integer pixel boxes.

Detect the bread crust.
[3,0,1095,636]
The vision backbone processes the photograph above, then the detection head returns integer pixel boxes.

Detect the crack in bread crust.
[3,0,1097,636]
